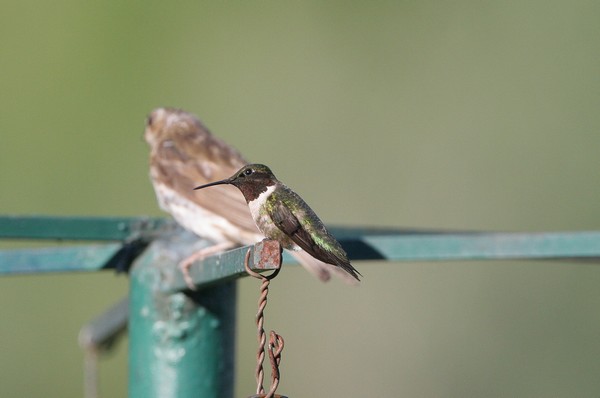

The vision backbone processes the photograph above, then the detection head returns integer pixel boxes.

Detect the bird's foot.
[179,241,236,290]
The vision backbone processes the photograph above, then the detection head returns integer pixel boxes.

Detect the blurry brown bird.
[144,107,356,288]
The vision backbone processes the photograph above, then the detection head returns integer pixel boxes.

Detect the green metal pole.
[129,232,236,398]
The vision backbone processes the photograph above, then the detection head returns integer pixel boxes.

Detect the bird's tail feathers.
[289,250,360,286]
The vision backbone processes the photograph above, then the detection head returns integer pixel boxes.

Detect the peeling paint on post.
[129,231,236,398]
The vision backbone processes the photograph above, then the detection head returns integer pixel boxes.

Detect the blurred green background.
[1,1,599,397]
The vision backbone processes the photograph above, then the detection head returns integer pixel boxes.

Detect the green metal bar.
[352,231,600,261]
[79,296,129,351]
[2,226,600,276]
[0,244,122,274]
[128,232,281,398]
[0,216,417,241]
[1,214,599,262]
[0,215,166,241]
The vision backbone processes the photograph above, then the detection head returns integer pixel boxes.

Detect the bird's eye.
[244,169,253,176]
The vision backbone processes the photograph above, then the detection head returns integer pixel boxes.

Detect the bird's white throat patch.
[248,184,276,218]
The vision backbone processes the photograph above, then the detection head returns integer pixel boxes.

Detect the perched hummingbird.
[145,108,356,288]
[193,164,361,282]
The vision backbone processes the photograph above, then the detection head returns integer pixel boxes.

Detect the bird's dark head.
[194,164,278,202]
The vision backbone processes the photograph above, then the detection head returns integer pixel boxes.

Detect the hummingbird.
[144,108,355,288]
[193,164,361,282]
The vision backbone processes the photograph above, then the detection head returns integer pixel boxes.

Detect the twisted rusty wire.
[244,248,284,398]
[266,331,284,396]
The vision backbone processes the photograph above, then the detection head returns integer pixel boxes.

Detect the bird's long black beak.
[193,179,231,190]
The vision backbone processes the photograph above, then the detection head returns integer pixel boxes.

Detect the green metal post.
[129,232,236,398]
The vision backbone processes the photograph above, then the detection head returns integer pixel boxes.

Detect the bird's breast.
[152,181,261,245]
